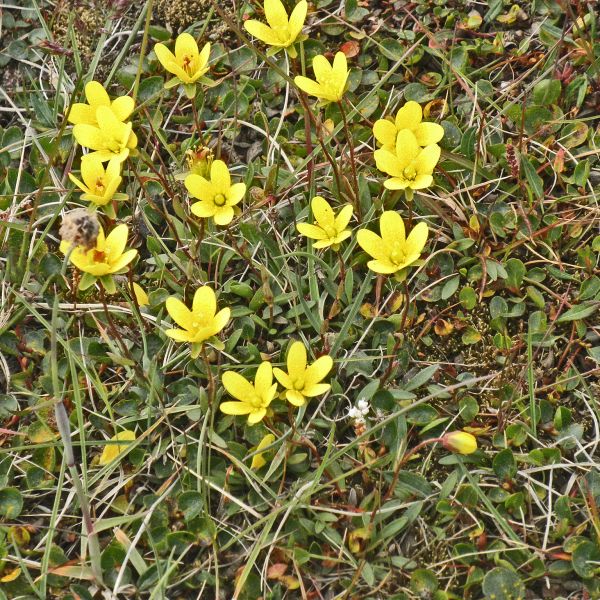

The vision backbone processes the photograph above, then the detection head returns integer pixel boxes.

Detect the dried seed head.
[59,208,100,249]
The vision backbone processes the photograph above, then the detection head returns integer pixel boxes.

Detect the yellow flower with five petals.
[297,196,353,250]
[374,129,440,191]
[60,223,137,277]
[68,156,127,208]
[68,81,135,127]
[73,106,137,163]
[244,0,307,58]
[273,341,333,407]
[185,160,246,226]
[356,211,428,275]
[294,52,349,104]
[165,286,230,351]
[154,33,211,85]
[220,362,278,425]
[373,100,444,152]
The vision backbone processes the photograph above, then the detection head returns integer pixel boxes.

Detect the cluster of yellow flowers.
[58,0,478,455]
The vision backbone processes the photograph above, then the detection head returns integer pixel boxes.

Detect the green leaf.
[532,79,561,106]
[459,286,477,310]
[520,155,544,200]
[0,487,23,518]
[556,303,598,323]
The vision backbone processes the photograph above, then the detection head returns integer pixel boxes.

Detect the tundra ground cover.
[1,0,600,598]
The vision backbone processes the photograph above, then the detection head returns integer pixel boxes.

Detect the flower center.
[94,177,106,195]
[402,165,417,181]
[249,394,264,408]
[181,54,194,75]
[390,247,407,266]
[93,249,106,262]
[107,138,122,153]
[292,376,305,390]
[323,224,337,238]
[214,193,227,207]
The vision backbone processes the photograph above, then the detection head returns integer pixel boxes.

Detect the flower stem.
[338,99,361,220]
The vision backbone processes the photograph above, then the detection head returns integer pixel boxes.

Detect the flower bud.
[186,145,213,178]
[442,431,477,455]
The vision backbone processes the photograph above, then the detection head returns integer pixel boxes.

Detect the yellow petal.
[356,229,388,262]
[165,328,195,342]
[294,76,324,99]
[166,297,194,330]
[379,211,405,246]
[73,124,104,150]
[286,390,306,406]
[247,409,267,425]
[273,367,294,390]
[220,400,253,415]
[191,201,217,218]
[312,54,332,84]
[287,341,307,382]
[297,223,328,240]
[335,204,354,231]
[264,0,289,31]
[251,433,276,469]
[98,430,136,466]
[410,174,433,189]
[395,101,422,130]
[228,182,246,205]
[254,361,273,398]
[109,249,137,272]
[210,160,231,193]
[404,221,429,256]
[288,0,307,40]
[373,119,397,149]
[175,33,199,61]
[214,206,234,225]
[222,371,256,402]
[304,355,333,388]
[367,259,400,274]
[198,42,211,70]
[85,81,110,107]
[80,154,105,189]
[68,103,96,125]
[395,129,420,162]
[414,144,441,175]
[303,383,331,397]
[104,223,129,261]
[111,96,135,121]
[210,307,231,336]
[192,285,216,318]
[185,173,213,200]
[383,177,410,190]
[68,173,89,194]
[154,42,176,70]
[244,20,283,46]
[374,148,403,176]
[414,122,444,146]
[132,282,149,306]
[311,195,335,228]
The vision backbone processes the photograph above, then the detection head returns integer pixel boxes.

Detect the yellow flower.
[98,430,136,466]
[154,33,211,84]
[68,156,126,207]
[185,160,246,226]
[165,285,230,346]
[68,81,135,127]
[294,52,349,104]
[60,223,138,276]
[220,362,278,425]
[297,196,353,250]
[356,211,428,275]
[73,106,137,163]
[442,431,478,455]
[273,341,333,407]
[250,433,276,469]
[373,100,444,152]
[244,0,307,59]
[374,129,440,190]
